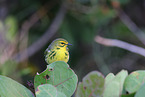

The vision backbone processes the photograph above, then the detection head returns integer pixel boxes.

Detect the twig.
[0,1,58,64]
[17,1,57,65]
[12,4,67,63]
[95,36,145,57]
[19,1,58,41]
[117,9,145,45]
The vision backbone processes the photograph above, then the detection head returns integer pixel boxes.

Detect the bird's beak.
[67,43,72,46]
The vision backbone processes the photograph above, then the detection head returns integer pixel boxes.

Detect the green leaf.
[36,84,66,97]
[121,93,135,97]
[5,16,18,42]
[135,83,145,97]
[1,60,18,76]
[75,71,104,97]
[0,75,34,97]
[105,73,115,84]
[124,70,145,93]
[103,70,128,97]
[34,61,78,97]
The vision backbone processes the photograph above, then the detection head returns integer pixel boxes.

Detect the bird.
[44,38,72,64]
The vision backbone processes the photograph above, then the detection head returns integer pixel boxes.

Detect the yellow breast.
[55,49,69,62]
[45,38,71,64]
[45,48,69,64]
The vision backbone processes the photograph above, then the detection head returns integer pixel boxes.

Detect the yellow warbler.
[44,38,71,64]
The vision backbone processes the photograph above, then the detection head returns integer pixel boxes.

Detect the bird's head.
[51,38,72,49]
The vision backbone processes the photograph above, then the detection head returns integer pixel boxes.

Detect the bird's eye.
[61,42,65,45]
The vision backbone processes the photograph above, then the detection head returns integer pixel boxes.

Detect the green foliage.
[76,70,145,97]
[0,64,145,97]
[0,1,145,97]
[124,70,145,93]
[0,75,34,97]
[103,70,128,97]
[110,21,132,39]
[0,60,21,81]
[75,71,104,97]
[121,93,135,97]
[1,60,18,76]
[5,16,18,42]
[0,16,17,42]
[34,61,78,97]
[135,83,145,97]
[0,61,78,97]
[36,84,66,97]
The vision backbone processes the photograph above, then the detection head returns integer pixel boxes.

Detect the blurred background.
[0,0,145,89]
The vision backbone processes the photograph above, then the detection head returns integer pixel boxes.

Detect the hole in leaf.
[45,74,50,80]
[49,68,53,71]
[126,91,129,94]
[83,86,86,90]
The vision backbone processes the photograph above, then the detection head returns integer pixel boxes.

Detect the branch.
[19,1,58,41]
[118,9,145,45]
[95,36,145,57]
[12,4,67,63]
[16,1,57,64]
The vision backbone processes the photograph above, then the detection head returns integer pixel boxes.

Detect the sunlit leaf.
[36,84,66,97]
[124,70,145,93]
[135,83,145,97]
[103,70,128,97]
[0,75,34,97]
[75,71,104,97]
[34,61,78,97]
